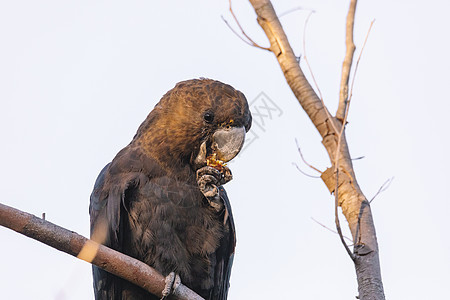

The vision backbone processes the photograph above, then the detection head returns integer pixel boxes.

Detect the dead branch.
[223,0,270,51]
[370,177,394,203]
[292,162,321,178]
[311,217,353,244]
[0,202,203,300]
[348,20,375,104]
[333,18,375,262]
[295,138,322,174]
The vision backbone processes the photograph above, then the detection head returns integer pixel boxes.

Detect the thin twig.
[370,177,394,203]
[349,18,377,268]
[338,20,376,255]
[352,156,365,160]
[295,138,322,174]
[221,17,257,48]
[311,217,353,243]
[348,19,375,104]
[333,0,359,262]
[334,168,356,260]
[333,83,354,260]
[292,162,321,178]
[279,6,314,18]
[223,0,271,51]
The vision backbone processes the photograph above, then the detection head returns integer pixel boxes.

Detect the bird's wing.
[212,186,236,300]
[90,162,121,300]
[89,149,151,299]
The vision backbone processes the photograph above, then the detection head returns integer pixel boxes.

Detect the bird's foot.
[160,272,181,300]
[197,165,232,212]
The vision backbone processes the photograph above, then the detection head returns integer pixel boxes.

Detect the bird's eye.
[203,112,214,123]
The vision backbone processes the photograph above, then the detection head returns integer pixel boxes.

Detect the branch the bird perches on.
[0,202,203,300]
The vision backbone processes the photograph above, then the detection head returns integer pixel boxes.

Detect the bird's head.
[134,79,252,172]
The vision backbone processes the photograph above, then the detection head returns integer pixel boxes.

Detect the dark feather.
[211,186,236,300]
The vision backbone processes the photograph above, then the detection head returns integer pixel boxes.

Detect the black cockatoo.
[89,79,252,300]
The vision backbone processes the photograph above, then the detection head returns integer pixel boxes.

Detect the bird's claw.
[197,166,232,211]
[160,272,181,300]
[197,165,232,186]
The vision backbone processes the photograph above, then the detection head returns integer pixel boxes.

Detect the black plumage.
[89,79,251,299]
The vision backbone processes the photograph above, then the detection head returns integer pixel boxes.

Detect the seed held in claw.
[206,153,226,172]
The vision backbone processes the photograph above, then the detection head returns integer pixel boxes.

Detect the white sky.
[1,1,449,299]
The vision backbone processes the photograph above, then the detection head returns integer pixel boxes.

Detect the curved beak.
[212,126,246,163]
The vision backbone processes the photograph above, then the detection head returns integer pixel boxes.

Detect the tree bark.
[0,202,203,300]
[337,0,357,121]
[248,1,385,299]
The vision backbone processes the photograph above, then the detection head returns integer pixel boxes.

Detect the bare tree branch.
[348,19,375,104]
[336,0,357,121]
[370,177,394,203]
[295,138,322,174]
[222,0,270,51]
[0,202,203,300]
[311,217,353,244]
[221,16,270,50]
[333,0,359,261]
[247,0,385,299]
[292,162,321,178]
[278,6,313,18]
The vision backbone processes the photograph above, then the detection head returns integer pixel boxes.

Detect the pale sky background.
[1,1,449,299]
